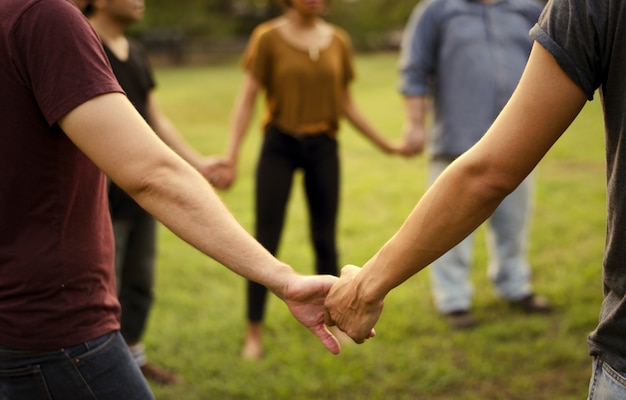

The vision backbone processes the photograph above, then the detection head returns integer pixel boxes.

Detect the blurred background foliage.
[130,0,418,63]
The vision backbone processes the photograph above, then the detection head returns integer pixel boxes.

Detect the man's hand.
[281,274,342,355]
[324,265,381,344]
[402,123,427,155]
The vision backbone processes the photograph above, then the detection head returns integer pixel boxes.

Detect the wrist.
[354,263,387,308]
[225,155,237,168]
[264,262,299,299]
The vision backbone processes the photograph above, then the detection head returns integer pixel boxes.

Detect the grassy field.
[144,52,606,399]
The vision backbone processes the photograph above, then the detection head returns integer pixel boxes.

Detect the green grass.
[146,52,606,399]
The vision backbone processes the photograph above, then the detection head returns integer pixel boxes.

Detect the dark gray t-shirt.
[531,0,626,372]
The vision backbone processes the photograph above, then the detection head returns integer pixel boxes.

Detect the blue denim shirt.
[399,0,543,157]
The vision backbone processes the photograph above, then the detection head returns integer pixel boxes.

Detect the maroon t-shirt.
[0,0,124,349]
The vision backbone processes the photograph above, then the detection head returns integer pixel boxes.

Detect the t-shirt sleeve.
[12,0,123,126]
[241,25,272,88]
[529,0,605,100]
[335,27,355,86]
[398,0,439,97]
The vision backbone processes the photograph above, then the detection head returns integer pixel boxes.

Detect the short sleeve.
[530,0,606,99]
[241,24,273,88]
[12,0,122,125]
[334,27,355,86]
[398,0,440,96]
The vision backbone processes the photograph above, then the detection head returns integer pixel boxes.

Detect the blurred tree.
[133,0,418,52]
[329,0,415,50]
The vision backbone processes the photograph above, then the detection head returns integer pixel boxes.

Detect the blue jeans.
[428,158,534,313]
[0,331,155,400]
[588,357,626,399]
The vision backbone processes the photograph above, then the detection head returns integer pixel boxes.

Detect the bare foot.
[241,322,263,360]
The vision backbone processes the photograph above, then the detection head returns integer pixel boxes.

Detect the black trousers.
[247,126,340,322]
[112,210,156,345]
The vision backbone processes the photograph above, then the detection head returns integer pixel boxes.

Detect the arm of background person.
[146,91,211,172]
[342,88,414,156]
[402,95,429,154]
[209,72,261,190]
[58,92,340,354]
[397,0,437,156]
[325,42,589,343]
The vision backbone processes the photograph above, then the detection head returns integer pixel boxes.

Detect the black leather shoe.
[444,310,478,329]
[510,294,552,313]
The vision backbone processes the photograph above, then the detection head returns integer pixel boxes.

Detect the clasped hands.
[284,264,383,355]
[280,263,385,355]
[199,157,235,190]
[323,264,383,344]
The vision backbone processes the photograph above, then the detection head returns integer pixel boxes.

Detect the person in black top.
[84,0,213,385]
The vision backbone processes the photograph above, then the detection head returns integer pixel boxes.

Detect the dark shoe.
[510,294,552,313]
[140,362,181,385]
[444,310,478,329]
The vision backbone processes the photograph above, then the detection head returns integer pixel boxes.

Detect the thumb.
[312,324,340,355]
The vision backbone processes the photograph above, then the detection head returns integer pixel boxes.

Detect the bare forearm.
[344,100,393,152]
[403,95,428,127]
[356,155,505,301]
[401,95,429,153]
[60,93,296,296]
[139,164,296,294]
[153,116,206,170]
[146,93,206,169]
[227,74,258,165]
[226,101,254,165]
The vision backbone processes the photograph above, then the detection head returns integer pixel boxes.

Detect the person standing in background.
[84,0,228,385]
[208,0,412,359]
[398,0,551,329]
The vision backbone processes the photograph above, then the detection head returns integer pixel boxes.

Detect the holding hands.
[385,139,423,157]
[200,158,236,190]
[402,122,427,155]
[280,273,343,354]
[324,265,382,344]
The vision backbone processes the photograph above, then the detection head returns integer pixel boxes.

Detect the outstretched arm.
[342,87,414,156]
[208,72,261,190]
[325,42,588,343]
[146,91,211,172]
[58,92,340,354]
[402,95,429,154]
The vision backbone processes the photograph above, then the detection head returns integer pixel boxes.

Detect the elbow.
[116,158,183,204]
[481,176,518,205]
[120,168,163,202]
[459,156,521,205]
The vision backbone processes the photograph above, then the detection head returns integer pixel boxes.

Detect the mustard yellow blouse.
[242,19,355,137]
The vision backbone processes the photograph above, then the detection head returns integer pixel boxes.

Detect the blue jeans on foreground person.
[428,158,534,313]
[0,331,155,400]
[588,357,626,399]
